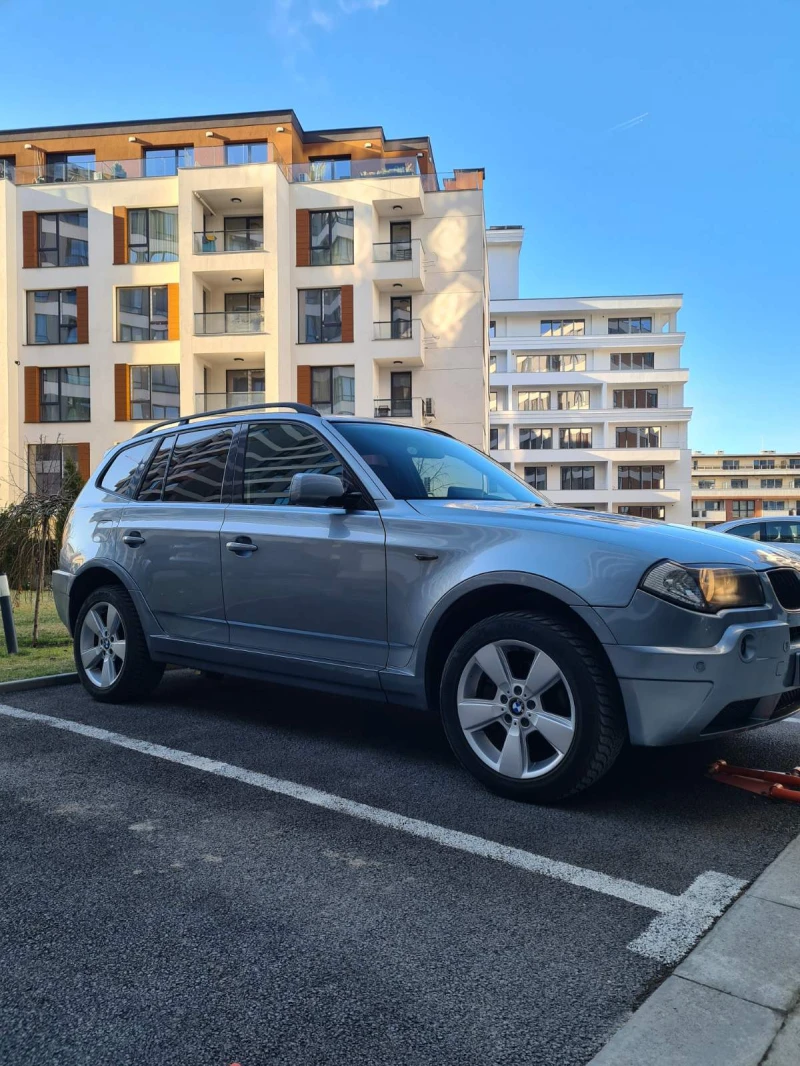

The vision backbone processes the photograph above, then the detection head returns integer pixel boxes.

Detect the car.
[712,516,800,556]
[53,403,800,802]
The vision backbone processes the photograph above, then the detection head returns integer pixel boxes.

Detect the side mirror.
[289,472,349,507]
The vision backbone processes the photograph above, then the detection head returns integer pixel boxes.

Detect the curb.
[0,672,78,695]
[588,833,800,1065]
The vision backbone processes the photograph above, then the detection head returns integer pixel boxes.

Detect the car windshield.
[334,421,547,503]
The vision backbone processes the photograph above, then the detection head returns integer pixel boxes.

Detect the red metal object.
[708,760,800,803]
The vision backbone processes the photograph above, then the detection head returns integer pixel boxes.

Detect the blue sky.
[1,0,798,452]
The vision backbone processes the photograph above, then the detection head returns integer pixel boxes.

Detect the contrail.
[607,112,649,133]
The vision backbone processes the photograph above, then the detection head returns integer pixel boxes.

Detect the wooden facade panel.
[340,285,354,343]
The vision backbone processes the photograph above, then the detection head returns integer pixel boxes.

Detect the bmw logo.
[510,698,524,715]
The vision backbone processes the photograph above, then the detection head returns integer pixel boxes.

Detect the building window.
[516,354,586,373]
[488,354,497,374]
[0,155,14,179]
[306,155,352,182]
[311,365,355,414]
[131,365,180,420]
[490,426,508,450]
[540,319,584,337]
[618,465,665,490]
[489,390,498,412]
[754,458,775,469]
[489,319,496,338]
[520,428,552,450]
[45,152,95,182]
[309,209,354,266]
[27,443,80,495]
[616,426,661,448]
[789,459,800,469]
[128,208,178,263]
[561,466,595,490]
[608,317,652,334]
[698,479,716,489]
[613,388,658,409]
[38,212,88,267]
[223,216,263,251]
[242,422,343,505]
[618,506,665,520]
[610,352,654,370]
[557,390,589,410]
[390,370,412,418]
[722,459,740,470]
[731,500,756,519]
[761,478,783,489]
[299,288,342,343]
[559,428,592,449]
[518,390,550,411]
[225,142,268,165]
[731,478,749,489]
[223,292,264,333]
[117,286,168,341]
[524,466,547,491]
[27,289,78,344]
[143,146,193,177]
[794,479,800,490]
[40,366,90,422]
[763,500,786,511]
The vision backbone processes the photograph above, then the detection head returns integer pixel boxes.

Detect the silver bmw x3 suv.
[54,403,800,802]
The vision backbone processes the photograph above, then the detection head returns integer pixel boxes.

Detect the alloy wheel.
[79,601,127,689]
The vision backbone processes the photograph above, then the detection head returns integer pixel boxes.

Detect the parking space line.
[0,701,746,964]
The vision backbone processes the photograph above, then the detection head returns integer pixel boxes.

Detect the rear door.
[120,424,235,642]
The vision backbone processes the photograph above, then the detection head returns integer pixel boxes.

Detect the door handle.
[122,531,146,547]
[226,537,258,554]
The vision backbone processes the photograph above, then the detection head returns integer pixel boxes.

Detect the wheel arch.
[68,561,141,633]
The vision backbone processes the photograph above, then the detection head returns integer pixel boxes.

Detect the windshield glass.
[334,422,548,503]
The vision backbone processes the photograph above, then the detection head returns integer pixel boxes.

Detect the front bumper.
[604,619,800,746]
[51,570,73,634]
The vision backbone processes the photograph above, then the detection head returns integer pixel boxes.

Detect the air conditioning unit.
[422,397,435,418]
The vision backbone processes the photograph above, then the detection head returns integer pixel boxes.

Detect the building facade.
[0,110,488,503]
[487,227,692,523]
[691,452,800,528]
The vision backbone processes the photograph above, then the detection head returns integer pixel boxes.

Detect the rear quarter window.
[99,439,158,498]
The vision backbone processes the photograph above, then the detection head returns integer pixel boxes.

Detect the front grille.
[768,569,800,611]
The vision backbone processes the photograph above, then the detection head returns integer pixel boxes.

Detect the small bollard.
[0,573,18,655]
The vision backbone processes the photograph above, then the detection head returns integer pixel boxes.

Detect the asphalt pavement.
[1,671,799,1066]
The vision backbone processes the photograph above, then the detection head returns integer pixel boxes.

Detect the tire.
[439,610,626,802]
[74,585,165,703]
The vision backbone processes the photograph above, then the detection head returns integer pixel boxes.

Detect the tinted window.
[243,422,343,505]
[335,422,543,502]
[730,523,762,541]
[764,521,800,544]
[100,440,157,498]
[137,435,175,501]
[161,427,233,503]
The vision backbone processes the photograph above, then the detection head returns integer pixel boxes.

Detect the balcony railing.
[195,391,266,412]
[373,240,416,262]
[193,229,264,254]
[373,319,417,340]
[373,396,434,420]
[194,311,265,335]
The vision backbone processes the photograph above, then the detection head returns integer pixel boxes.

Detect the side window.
[99,439,157,498]
[731,522,763,541]
[765,521,800,544]
[162,427,233,503]
[137,435,175,501]
[243,421,343,506]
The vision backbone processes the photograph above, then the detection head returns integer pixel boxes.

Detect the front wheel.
[440,610,626,802]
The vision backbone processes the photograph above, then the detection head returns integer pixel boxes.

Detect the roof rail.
[131,402,321,438]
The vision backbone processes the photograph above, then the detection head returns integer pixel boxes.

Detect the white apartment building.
[487,227,692,523]
[692,451,800,528]
[0,110,488,503]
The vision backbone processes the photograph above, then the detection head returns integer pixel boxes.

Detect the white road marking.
[0,702,745,964]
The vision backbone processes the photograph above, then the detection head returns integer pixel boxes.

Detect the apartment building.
[0,110,488,503]
[487,227,692,523]
[691,451,800,528]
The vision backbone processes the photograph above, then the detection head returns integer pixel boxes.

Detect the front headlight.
[640,560,766,613]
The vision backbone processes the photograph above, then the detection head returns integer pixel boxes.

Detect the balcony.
[373,396,434,425]
[195,391,266,413]
[194,311,265,336]
[372,240,425,292]
[491,332,686,352]
[372,319,425,367]
[490,405,693,423]
[193,229,264,254]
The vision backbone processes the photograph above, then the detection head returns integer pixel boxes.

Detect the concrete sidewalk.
[589,833,800,1065]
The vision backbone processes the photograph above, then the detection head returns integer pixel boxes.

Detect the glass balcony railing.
[193,229,264,254]
[373,396,433,420]
[373,239,419,263]
[195,391,266,412]
[194,311,265,335]
[373,319,417,340]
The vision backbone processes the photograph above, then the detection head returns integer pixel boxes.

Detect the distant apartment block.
[691,451,800,528]
[487,227,692,523]
[0,110,488,502]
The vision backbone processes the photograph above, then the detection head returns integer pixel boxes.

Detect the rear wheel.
[440,610,626,802]
[74,585,164,703]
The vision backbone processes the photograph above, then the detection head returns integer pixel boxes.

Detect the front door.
[220,420,388,668]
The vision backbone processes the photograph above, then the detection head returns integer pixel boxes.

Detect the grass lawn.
[0,592,74,683]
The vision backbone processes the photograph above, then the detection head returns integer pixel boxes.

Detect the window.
[158,427,233,503]
[38,212,88,267]
[137,435,174,501]
[618,505,665,520]
[45,152,95,182]
[99,440,157,497]
[224,292,264,333]
[731,500,756,519]
[390,371,412,418]
[524,466,547,491]
[488,354,497,374]
[518,390,550,411]
[557,390,589,410]
[761,478,783,489]
[763,500,786,511]
[765,521,800,544]
[559,428,592,449]
[27,443,80,495]
[117,286,168,341]
[490,426,508,450]
[40,366,90,422]
[311,365,355,415]
[561,466,595,490]
[608,317,652,334]
[789,459,800,470]
[390,220,411,260]
[306,155,352,181]
[143,147,193,177]
[730,521,761,539]
[310,209,354,266]
[131,365,180,420]
[794,479,800,490]
[223,216,263,252]
[613,389,658,409]
[390,295,412,339]
[488,319,496,338]
[754,458,775,469]
[243,422,343,505]
[335,422,543,502]
[618,465,665,490]
[731,478,749,489]
[610,352,654,370]
[698,479,716,489]
[520,428,552,450]
[0,155,14,179]
[489,390,498,412]
[28,290,78,345]
[299,288,342,343]
[616,426,661,448]
[225,142,267,165]
[128,208,178,263]
[516,354,586,373]
[540,319,584,336]
[722,459,740,470]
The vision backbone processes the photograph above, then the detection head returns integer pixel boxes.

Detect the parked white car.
[713,517,800,556]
